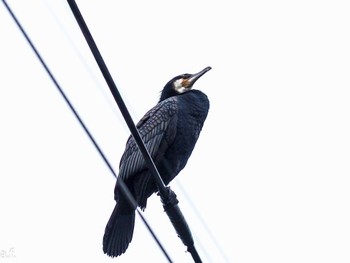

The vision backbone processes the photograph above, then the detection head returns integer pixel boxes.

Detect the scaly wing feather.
[117,97,178,192]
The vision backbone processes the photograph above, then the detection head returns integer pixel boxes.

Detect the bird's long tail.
[103,203,135,257]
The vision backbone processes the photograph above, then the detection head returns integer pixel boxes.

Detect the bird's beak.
[187,66,212,88]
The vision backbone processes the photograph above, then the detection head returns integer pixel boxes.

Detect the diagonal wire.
[176,181,231,262]
[1,0,172,262]
[66,1,202,262]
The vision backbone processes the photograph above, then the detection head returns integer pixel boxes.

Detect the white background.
[1,0,349,262]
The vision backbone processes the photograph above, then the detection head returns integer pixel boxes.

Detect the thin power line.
[1,1,172,262]
[43,0,124,121]
[176,181,231,262]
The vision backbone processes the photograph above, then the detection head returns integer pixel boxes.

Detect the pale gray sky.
[1,1,350,262]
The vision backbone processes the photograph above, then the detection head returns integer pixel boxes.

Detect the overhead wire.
[42,0,127,124]
[66,1,202,262]
[1,1,172,262]
[176,181,231,263]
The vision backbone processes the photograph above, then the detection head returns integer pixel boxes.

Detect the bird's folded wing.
[118,97,178,181]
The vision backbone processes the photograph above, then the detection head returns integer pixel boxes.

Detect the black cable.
[1,1,172,262]
[66,1,202,262]
[66,0,168,196]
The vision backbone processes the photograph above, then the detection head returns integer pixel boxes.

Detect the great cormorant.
[103,66,211,257]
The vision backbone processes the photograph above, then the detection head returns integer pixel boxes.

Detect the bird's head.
[159,66,211,102]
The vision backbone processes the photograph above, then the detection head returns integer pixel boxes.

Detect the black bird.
[103,66,211,257]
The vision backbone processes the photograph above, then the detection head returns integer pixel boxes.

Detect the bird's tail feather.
[103,203,135,257]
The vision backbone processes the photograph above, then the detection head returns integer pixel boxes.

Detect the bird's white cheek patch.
[174,79,186,93]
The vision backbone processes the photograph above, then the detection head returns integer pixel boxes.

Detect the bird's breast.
[160,92,209,180]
